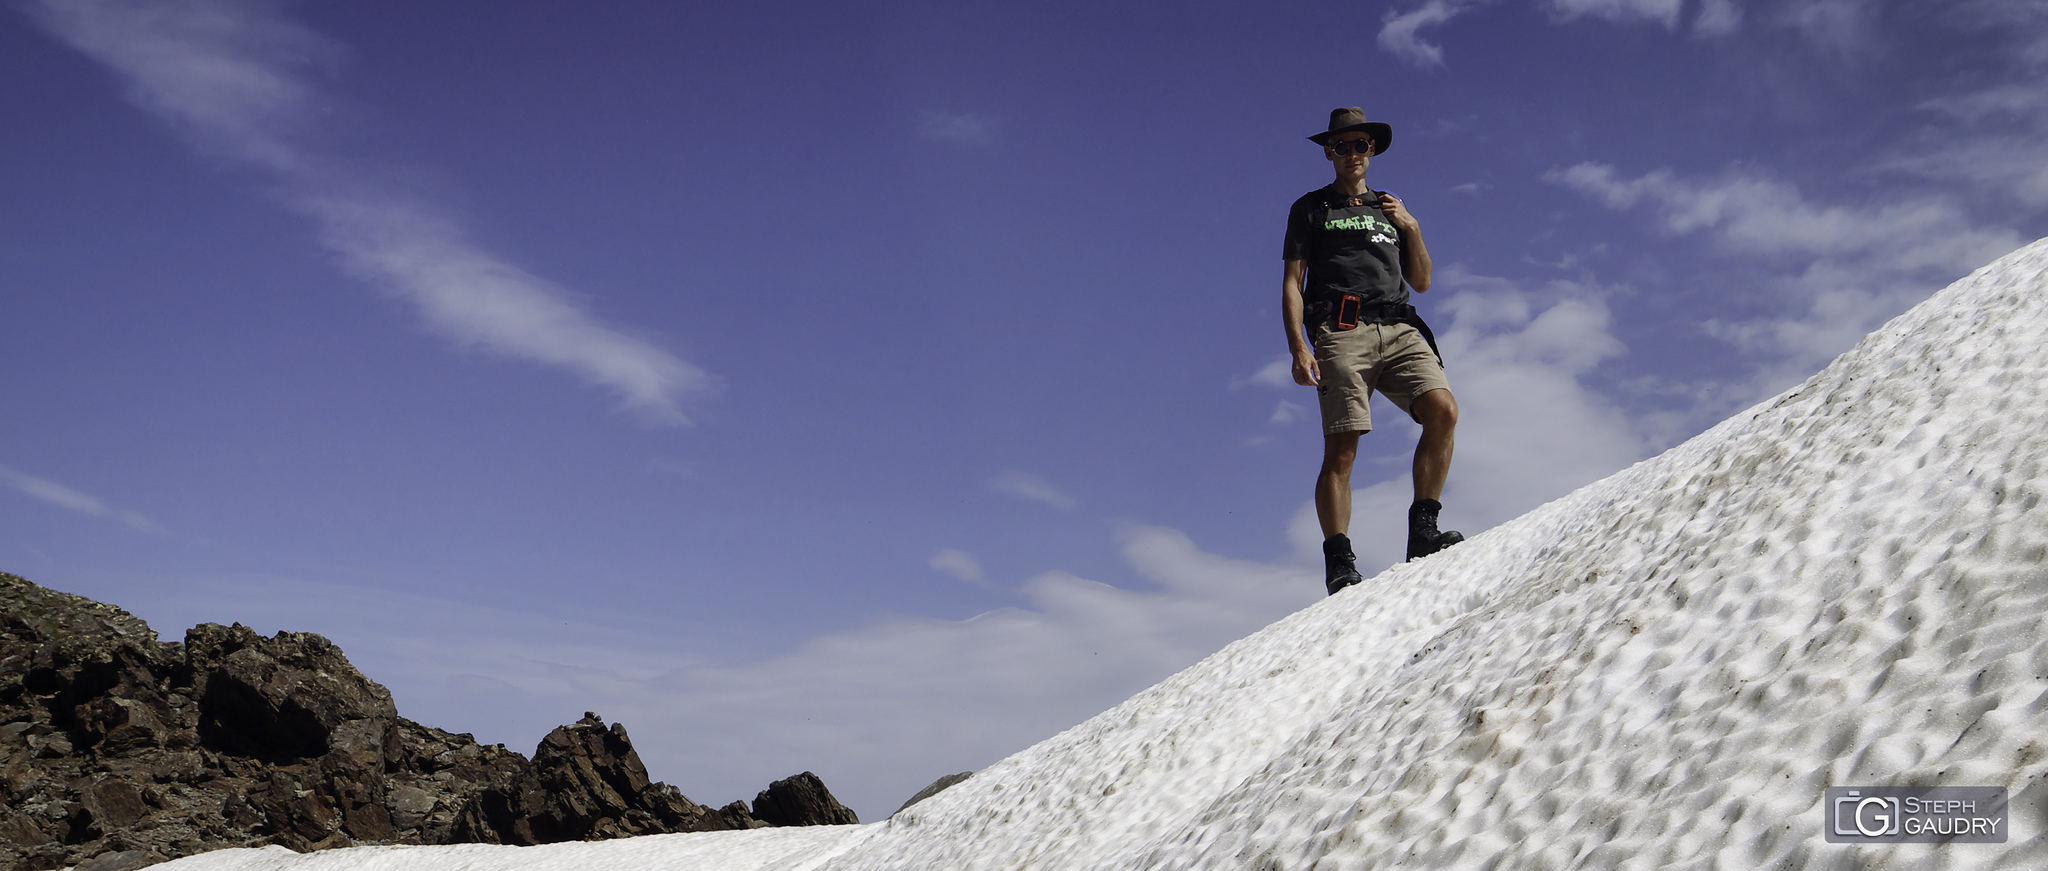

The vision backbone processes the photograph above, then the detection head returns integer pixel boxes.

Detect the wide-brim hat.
[1307,107,1391,155]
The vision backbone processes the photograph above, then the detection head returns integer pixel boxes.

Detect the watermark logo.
[1825,787,2007,843]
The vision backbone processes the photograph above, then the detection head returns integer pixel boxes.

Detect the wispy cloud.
[1378,0,1479,67]
[1692,0,1743,35]
[1890,42,2048,209]
[989,470,1078,509]
[1230,356,1293,391]
[0,466,160,533]
[1548,0,1683,29]
[1380,0,1738,64]
[1772,0,1878,57]
[918,110,1000,146]
[1880,137,2048,210]
[1548,163,2017,268]
[928,548,986,584]
[26,0,715,425]
[1549,161,2024,389]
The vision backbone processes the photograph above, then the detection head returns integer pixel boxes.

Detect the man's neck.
[1332,173,1370,197]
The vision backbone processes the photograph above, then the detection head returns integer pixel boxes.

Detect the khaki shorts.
[1312,322,1450,435]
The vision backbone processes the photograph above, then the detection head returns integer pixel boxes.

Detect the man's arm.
[1282,259,1318,386]
[1379,193,1433,293]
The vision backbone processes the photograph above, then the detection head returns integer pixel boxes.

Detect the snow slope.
[158,238,2048,870]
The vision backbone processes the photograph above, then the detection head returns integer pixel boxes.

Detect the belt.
[1306,294,1444,367]
[1306,294,1414,329]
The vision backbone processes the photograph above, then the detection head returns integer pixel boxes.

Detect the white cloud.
[300,194,716,423]
[1378,0,1479,67]
[1230,355,1293,390]
[988,470,1078,509]
[1922,83,2048,122]
[918,110,999,145]
[1773,0,1877,56]
[1885,137,2048,209]
[27,0,715,425]
[928,548,986,583]
[1380,0,1716,63]
[1268,400,1307,426]
[1547,0,1683,28]
[1547,163,2019,267]
[1693,0,1743,36]
[0,466,160,533]
[1892,77,2048,208]
[1549,161,2025,390]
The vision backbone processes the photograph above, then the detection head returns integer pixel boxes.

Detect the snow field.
[155,238,2048,870]
[144,824,871,871]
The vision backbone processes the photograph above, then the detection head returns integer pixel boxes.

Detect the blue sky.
[4,0,2043,820]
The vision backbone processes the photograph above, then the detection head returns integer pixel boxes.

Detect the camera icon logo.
[1834,790,1901,838]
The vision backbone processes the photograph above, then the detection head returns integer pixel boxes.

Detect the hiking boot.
[1407,499,1464,562]
[1323,534,1362,595]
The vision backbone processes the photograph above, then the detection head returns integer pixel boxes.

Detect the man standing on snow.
[1281,107,1463,595]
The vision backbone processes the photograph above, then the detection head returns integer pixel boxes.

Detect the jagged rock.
[0,571,808,869]
[183,622,396,766]
[752,771,860,827]
[893,771,973,816]
[710,800,770,829]
[450,712,738,844]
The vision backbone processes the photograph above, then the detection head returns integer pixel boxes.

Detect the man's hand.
[1379,192,1419,233]
[1292,349,1320,386]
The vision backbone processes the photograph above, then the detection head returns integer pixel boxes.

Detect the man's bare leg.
[1407,388,1463,560]
[1317,430,1363,537]
[1410,388,1458,501]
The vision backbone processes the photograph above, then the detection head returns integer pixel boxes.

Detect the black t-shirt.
[1282,185,1408,308]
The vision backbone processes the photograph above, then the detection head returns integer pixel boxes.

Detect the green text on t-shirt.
[1322,214,1396,234]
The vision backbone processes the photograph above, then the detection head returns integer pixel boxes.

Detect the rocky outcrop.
[450,712,756,844]
[0,572,843,870]
[751,771,859,827]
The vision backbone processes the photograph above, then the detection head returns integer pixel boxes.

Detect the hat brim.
[1309,121,1392,155]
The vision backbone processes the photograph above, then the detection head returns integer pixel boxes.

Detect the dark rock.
[752,771,860,827]
[709,800,769,829]
[1,571,826,868]
[184,622,396,766]
[450,712,732,844]
[893,771,974,816]
[84,778,150,830]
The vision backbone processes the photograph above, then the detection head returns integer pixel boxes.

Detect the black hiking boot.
[1323,534,1362,596]
[1407,499,1464,562]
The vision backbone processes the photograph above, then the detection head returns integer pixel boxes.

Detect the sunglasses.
[1328,139,1375,155]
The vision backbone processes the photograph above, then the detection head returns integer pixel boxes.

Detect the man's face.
[1324,133,1374,174]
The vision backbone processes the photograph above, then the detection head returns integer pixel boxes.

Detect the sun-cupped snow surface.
[158,238,2048,870]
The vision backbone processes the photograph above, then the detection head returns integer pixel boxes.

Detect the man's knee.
[1414,388,1458,431]
[1322,431,1362,474]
